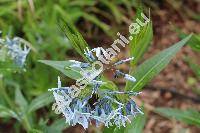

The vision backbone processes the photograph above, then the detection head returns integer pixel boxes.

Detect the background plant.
[0,0,199,132]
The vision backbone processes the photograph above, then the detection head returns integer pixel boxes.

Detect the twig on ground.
[146,85,200,103]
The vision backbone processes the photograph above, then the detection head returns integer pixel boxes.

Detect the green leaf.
[130,22,153,66]
[156,108,200,126]
[15,88,28,112]
[27,92,54,113]
[124,114,146,133]
[0,105,20,120]
[39,60,82,80]
[58,19,89,60]
[126,34,192,91]
[180,34,200,52]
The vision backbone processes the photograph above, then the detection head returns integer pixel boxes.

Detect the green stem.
[0,75,31,131]
[22,116,32,131]
[0,75,15,109]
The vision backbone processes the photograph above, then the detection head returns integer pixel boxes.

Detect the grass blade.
[156,108,200,126]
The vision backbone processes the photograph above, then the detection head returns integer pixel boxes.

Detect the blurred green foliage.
[156,108,200,127]
[0,0,199,132]
[0,0,139,132]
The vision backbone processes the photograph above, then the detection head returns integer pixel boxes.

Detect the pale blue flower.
[113,57,134,66]
[0,36,30,67]
[49,47,142,129]
[84,47,96,62]
[115,70,136,82]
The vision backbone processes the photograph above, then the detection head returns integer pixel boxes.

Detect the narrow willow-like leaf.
[129,7,152,66]
[124,114,146,133]
[15,88,28,112]
[130,22,153,66]
[156,108,200,126]
[39,60,82,80]
[27,92,54,113]
[126,34,192,91]
[58,19,89,60]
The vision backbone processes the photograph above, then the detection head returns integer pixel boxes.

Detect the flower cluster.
[0,36,30,67]
[49,47,143,129]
